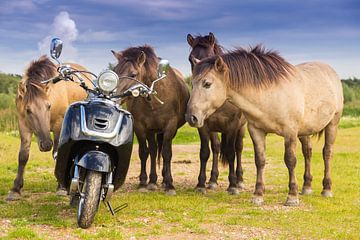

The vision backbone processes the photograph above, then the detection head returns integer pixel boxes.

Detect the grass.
[0,118,360,239]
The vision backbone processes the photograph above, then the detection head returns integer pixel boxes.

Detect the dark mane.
[113,45,159,81]
[22,55,56,102]
[191,34,224,55]
[194,45,294,89]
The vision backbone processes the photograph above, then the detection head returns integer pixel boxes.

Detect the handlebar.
[41,64,165,104]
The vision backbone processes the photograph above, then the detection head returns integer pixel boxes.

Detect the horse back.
[48,63,93,124]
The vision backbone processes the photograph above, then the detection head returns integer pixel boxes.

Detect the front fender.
[77,151,111,172]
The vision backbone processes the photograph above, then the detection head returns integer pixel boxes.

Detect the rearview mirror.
[157,59,170,77]
[50,38,63,60]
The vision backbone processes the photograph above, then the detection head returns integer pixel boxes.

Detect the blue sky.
[0,0,359,78]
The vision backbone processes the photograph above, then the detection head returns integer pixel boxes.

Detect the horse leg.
[235,125,246,189]
[52,130,67,196]
[248,124,266,205]
[162,120,177,196]
[6,120,32,201]
[299,136,313,195]
[209,132,220,189]
[321,114,341,197]
[225,134,238,195]
[136,129,149,192]
[196,128,210,194]
[147,131,158,191]
[284,135,299,206]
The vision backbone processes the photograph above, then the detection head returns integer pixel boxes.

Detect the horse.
[112,45,190,195]
[186,45,343,206]
[187,32,247,194]
[6,55,93,201]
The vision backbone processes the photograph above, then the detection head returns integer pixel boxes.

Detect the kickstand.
[105,201,128,216]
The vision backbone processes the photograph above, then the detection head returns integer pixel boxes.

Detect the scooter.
[44,38,169,228]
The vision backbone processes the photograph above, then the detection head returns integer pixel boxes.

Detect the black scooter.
[44,38,169,228]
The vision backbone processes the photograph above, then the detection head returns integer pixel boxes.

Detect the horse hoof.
[165,189,176,196]
[301,187,313,195]
[251,196,264,205]
[195,187,206,194]
[237,181,245,190]
[56,188,68,196]
[207,182,218,189]
[321,190,333,198]
[227,187,240,195]
[161,182,166,188]
[6,191,21,201]
[147,183,158,191]
[138,186,149,193]
[284,196,300,206]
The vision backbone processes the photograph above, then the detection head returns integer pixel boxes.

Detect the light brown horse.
[186,45,343,206]
[6,55,92,201]
[187,32,247,194]
[112,45,189,195]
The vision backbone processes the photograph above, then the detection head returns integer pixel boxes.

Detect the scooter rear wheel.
[77,170,102,228]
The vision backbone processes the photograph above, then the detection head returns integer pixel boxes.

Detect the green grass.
[0,119,360,239]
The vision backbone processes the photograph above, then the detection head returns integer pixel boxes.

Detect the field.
[0,117,360,239]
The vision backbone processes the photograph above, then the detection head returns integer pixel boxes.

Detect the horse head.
[17,56,56,152]
[186,56,229,128]
[112,45,158,92]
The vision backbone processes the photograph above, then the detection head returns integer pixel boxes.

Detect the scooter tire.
[77,170,102,228]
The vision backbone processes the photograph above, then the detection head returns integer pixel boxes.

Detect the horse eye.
[26,108,32,114]
[129,72,137,78]
[47,104,51,110]
[203,81,212,89]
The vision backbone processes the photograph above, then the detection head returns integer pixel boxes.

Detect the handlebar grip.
[51,76,62,84]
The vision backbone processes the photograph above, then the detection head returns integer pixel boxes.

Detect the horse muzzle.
[39,139,53,152]
[185,112,204,128]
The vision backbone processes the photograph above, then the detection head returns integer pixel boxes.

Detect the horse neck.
[227,88,265,120]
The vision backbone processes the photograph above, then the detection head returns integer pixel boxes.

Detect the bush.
[0,108,18,132]
[0,93,16,109]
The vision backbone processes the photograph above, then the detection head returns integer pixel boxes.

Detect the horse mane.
[194,45,294,89]
[191,34,224,55]
[19,55,57,103]
[113,45,159,81]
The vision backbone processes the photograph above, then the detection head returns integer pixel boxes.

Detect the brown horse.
[186,45,343,206]
[187,32,247,194]
[112,45,189,195]
[6,55,92,201]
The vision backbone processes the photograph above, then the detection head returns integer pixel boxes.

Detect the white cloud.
[38,11,79,61]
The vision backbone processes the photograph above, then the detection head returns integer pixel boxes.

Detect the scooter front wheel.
[77,170,102,228]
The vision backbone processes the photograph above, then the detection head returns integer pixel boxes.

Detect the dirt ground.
[123,144,254,193]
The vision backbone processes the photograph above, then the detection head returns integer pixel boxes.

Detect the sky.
[0,0,359,79]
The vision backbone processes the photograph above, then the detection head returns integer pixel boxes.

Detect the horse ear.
[17,82,26,99]
[111,50,122,60]
[187,34,194,46]
[208,32,215,45]
[137,51,146,66]
[214,56,226,73]
[189,55,200,66]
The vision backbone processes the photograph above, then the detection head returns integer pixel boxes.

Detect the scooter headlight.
[97,70,119,94]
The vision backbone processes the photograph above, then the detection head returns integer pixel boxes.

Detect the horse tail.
[157,133,164,168]
[220,133,228,166]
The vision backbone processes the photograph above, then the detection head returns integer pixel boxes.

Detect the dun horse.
[112,46,189,195]
[7,55,92,201]
[187,32,247,194]
[186,45,343,206]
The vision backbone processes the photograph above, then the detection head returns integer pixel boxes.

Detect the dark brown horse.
[112,45,189,195]
[187,32,247,194]
[6,56,92,201]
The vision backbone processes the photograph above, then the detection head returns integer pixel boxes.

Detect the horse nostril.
[190,115,198,125]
